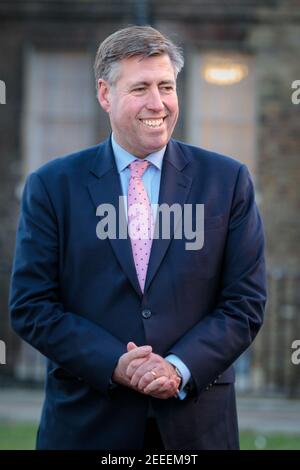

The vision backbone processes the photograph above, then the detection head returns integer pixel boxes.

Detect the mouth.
[139,117,166,129]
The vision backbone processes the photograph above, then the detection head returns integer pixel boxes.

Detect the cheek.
[166,97,179,116]
[120,104,140,125]
[111,107,130,128]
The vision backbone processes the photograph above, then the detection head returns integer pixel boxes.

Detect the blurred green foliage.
[0,423,300,450]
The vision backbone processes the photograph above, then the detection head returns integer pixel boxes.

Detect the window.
[22,50,98,174]
[186,52,256,175]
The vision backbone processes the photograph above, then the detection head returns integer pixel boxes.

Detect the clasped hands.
[112,342,181,399]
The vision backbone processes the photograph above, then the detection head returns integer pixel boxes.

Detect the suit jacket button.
[142,309,152,319]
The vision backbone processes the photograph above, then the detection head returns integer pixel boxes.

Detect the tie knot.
[129,159,150,178]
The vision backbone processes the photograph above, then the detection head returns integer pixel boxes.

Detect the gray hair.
[94,25,184,88]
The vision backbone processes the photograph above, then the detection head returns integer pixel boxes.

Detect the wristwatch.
[173,365,183,388]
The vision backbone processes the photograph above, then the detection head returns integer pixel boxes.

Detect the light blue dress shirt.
[111,134,191,399]
[111,134,163,222]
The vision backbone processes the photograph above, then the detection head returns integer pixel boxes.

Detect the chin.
[147,136,168,149]
[145,143,166,155]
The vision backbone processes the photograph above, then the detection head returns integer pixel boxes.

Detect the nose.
[146,87,164,112]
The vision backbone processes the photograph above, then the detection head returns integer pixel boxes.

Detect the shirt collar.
[111,133,165,174]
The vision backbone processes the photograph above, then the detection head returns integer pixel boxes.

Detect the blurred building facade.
[0,0,299,396]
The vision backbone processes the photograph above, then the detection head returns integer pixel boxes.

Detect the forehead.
[117,54,176,84]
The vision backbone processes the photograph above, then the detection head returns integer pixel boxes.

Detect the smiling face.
[97,54,179,157]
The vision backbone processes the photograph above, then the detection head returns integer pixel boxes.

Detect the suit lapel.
[86,138,193,296]
[144,140,193,292]
[87,138,142,297]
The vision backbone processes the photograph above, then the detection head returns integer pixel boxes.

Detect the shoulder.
[33,142,105,181]
[170,139,244,173]
[23,140,111,197]
[21,140,111,207]
[171,140,253,197]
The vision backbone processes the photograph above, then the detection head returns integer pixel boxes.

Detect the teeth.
[142,118,164,128]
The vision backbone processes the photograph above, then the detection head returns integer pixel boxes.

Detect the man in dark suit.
[9,26,266,450]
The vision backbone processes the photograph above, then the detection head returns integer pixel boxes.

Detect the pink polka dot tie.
[128,160,154,293]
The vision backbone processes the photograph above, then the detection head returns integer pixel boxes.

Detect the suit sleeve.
[9,172,126,395]
[167,164,267,394]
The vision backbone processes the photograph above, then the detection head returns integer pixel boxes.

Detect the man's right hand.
[126,342,180,399]
[112,343,153,388]
[112,342,180,399]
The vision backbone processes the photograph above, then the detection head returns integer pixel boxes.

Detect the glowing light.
[203,60,248,85]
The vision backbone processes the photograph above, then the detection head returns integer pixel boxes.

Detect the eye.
[132,87,146,93]
[160,86,174,92]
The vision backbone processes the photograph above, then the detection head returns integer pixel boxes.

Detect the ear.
[97,79,111,113]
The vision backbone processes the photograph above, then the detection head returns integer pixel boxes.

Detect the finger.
[144,378,179,396]
[137,370,158,390]
[126,356,150,378]
[127,341,138,352]
[150,386,179,400]
[135,362,179,390]
[149,386,178,399]
[130,368,147,388]
[142,376,167,394]
[144,378,173,394]
[125,345,152,364]
[130,363,155,387]
[129,354,164,386]
[130,359,163,387]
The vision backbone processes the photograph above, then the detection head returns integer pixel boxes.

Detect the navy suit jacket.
[9,138,266,449]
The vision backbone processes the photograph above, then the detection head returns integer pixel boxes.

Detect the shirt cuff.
[165,354,192,400]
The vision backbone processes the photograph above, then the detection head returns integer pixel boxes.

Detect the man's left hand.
[126,342,181,399]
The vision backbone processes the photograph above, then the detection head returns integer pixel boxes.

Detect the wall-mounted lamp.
[203,58,248,85]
